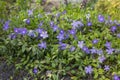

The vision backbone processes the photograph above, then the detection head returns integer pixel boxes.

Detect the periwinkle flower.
[71,21,84,30]
[78,41,84,49]
[105,41,111,49]
[40,31,48,39]
[3,20,10,31]
[104,65,110,71]
[92,39,99,44]
[113,75,120,80]
[62,10,66,14]
[38,42,47,49]
[14,28,27,35]
[50,21,54,27]
[57,32,65,41]
[87,22,92,26]
[117,34,120,38]
[85,66,93,74]
[69,46,76,52]
[106,48,114,54]
[97,49,103,55]
[60,29,65,34]
[65,33,70,39]
[21,28,28,35]
[28,30,36,38]
[98,15,105,22]
[36,28,44,34]
[90,47,97,54]
[38,22,43,27]
[56,12,61,18]
[68,29,76,35]
[109,20,114,25]
[33,68,38,74]
[14,28,19,33]
[82,46,90,54]
[59,42,67,50]
[111,26,117,32]
[9,33,16,40]
[28,9,33,16]
[98,55,106,63]
[52,25,59,32]
[25,19,30,24]
[114,20,119,25]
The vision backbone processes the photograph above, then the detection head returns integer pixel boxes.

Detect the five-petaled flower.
[3,20,10,31]
[33,68,38,74]
[98,55,106,63]
[40,31,48,39]
[78,41,84,49]
[38,42,47,49]
[104,65,110,71]
[85,66,93,74]
[98,15,105,22]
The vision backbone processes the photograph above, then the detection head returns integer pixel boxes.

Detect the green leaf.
[22,43,27,53]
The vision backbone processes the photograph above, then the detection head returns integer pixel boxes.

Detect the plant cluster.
[0,0,120,80]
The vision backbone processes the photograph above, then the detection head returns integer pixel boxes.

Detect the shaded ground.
[0,58,33,80]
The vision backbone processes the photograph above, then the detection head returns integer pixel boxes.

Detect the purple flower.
[98,55,106,63]
[56,12,61,17]
[78,41,84,48]
[38,22,43,27]
[117,34,120,38]
[92,39,99,44]
[65,33,70,39]
[14,28,19,33]
[97,49,103,55]
[28,30,36,38]
[62,10,66,14]
[20,28,28,35]
[106,48,114,54]
[60,29,65,34]
[113,75,120,80]
[68,29,76,35]
[50,21,54,27]
[90,47,97,54]
[9,33,16,40]
[57,33,65,41]
[105,41,111,49]
[71,21,84,29]
[38,42,47,49]
[98,15,105,22]
[52,25,59,32]
[59,42,67,50]
[3,20,10,31]
[40,31,48,39]
[36,28,44,34]
[69,46,76,52]
[87,22,92,26]
[82,46,90,54]
[111,26,117,32]
[33,68,38,74]
[14,28,27,35]
[85,66,93,74]
[104,65,110,71]
[26,19,30,24]
[28,10,33,16]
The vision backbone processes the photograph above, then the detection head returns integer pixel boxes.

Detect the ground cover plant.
[0,0,120,80]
